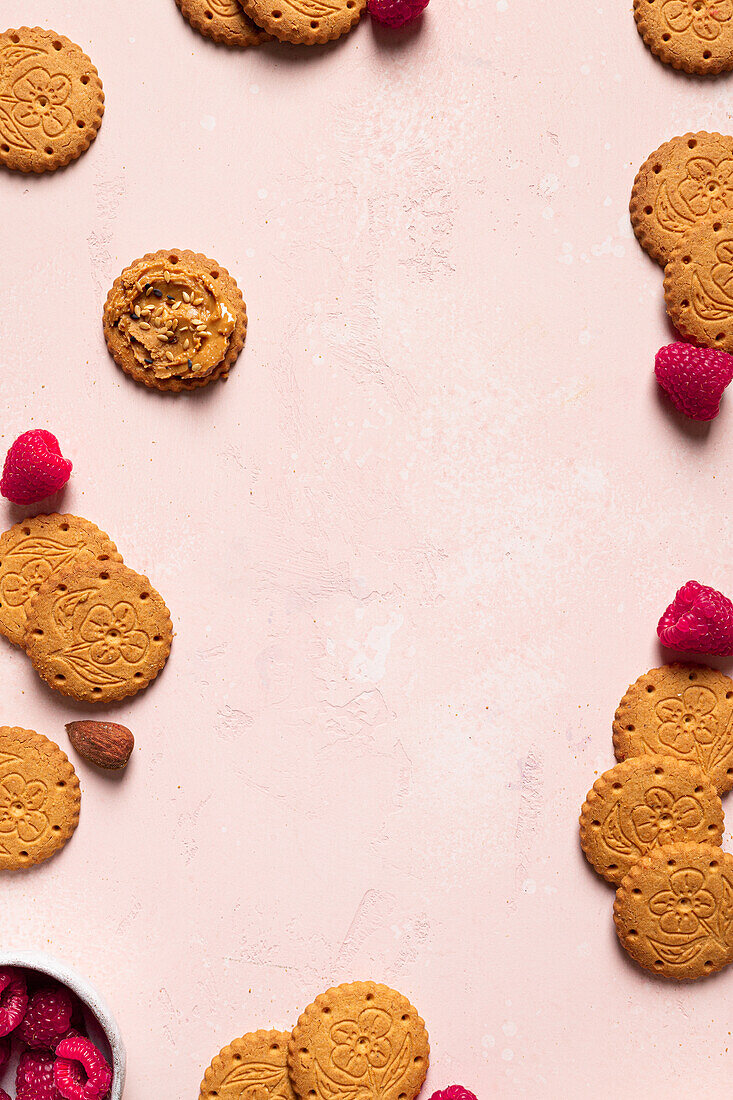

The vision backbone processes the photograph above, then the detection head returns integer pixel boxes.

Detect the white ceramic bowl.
[0,950,125,1098]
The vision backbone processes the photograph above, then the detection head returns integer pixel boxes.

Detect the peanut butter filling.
[107,261,235,380]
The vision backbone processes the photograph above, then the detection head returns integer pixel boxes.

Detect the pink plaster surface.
[4,0,733,1096]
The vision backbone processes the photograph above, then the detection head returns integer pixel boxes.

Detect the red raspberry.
[429,1090,478,1100]
[54,1036,112,1100]
[0,1035,9,1071]
[0,966,28,1036]
[0,1090,9,1100]
[655,342,733,421]
[368,0,429,26]
[658,580,733,656]
[17,984,74,1050]
[0,429,72,505]
[17,1049,62,1100]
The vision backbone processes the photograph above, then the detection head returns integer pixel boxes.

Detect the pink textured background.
[4,0,733,1096]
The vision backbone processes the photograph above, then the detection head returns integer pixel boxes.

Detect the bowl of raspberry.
[0,951,125,1099]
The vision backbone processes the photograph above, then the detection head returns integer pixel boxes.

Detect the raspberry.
[17,1049,62,1100]
[0,1090,9,1100]
[0,966,28,1036]
[367,0,429,26]
[17,984,74,1050]
[655,342,733,421]
[0,429,72,505]
[658,580,733,656]
[54,1036,112,1100]
[0,1035,9,1071]
[429,1090,478,1100]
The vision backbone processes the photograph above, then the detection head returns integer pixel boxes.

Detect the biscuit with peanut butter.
[102,249,247,393]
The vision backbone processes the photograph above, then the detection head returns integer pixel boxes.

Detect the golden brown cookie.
[664,220,733,351]
[0,514,121,649]
[24,560,172,703]
[200,1030,295,1100]
[630,132,733,265]
[0,726,80,870]
[0,28,104,173]
[580,756,723,885]
[288,982,429,1100]
[633,0,733,74]
[103,249,247,393]
[175,0,270,46]
[613,663,733,793]
[614,842,733,979]
[238,0,365,44]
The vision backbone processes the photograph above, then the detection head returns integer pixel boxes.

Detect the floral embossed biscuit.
[175,0,271,46]
[614,842,733,979]
[24,560,172,703]
[664,221,733,353]
[200,1030,295,1100]
[580,756,723,885]
[238,0,365,44]
[634,0,733,74]
[0,514,121,648]
[288,982,429,1100]
[0,28,104,173]
[103,249,247,393]
[0,726,80,870]
[613,663,733,794]
[630,132,733,265]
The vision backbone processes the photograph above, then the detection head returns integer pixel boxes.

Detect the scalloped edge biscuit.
[629,132,733,265]
[24,559,173,703]
[175,0,271,46]
[633,0,733,75]
[238,0,365,45]
[200,1029,295,1100]
[0,513,122,648]
[580,755,724,884]
[614,841,733,979]
[613,662,733,794]
[0,28,104,173]
[0,726,80,870]
[663,220,733,352]
[102,249,247,393]
[288,981,429,1100]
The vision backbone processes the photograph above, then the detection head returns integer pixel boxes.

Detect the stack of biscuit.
[580,662,733,980]
[631,131,733,356]
[0,513,172,704]
[199,981,429,1100]
[175,0,366,48]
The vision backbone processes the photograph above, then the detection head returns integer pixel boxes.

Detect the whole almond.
[65,721,134,770]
